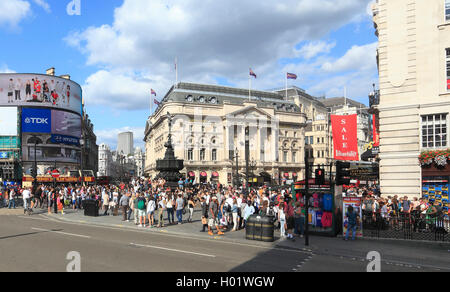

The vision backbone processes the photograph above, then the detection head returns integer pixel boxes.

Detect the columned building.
[144,83,307,185]
[372,0,450,198]
[134,147,145,177]
[98,143,113,177]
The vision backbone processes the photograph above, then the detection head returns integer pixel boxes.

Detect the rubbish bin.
[246,215,275,242]
[246,216,256,240]
[83,200,99,217]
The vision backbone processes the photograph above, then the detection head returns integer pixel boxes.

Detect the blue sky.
[0,0,378,150]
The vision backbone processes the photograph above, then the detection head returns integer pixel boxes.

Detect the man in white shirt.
[22,188,31,213]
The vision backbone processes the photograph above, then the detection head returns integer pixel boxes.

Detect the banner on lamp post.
[331,114,359,161]
[372,114,379,147]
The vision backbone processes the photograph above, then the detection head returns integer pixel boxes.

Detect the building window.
[200,148,206,161]
[317,137,320,144]
[447,48,450,90]
[292,152,296,163]
[187,148,193,161]
[211,149,217,161]
[283,151,288,162]
[446,0,450,21]
[294,132,297,138]
[322,137,324,144]
[310,137,314,145]
[422,114,447,148]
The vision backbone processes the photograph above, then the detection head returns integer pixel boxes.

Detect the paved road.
[0,214,448,272]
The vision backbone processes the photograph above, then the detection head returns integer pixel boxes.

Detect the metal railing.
[362,211,450,242]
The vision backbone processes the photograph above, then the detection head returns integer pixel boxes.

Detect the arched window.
[27,137,43,144]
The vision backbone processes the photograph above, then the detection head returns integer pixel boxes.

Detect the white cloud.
[67,0,374,109]
[96,126,145,151]
[321,42,378,73]
[32,0,51,13]
[0,65,16,73]
[0,0,31,28]
[295,41,336,59]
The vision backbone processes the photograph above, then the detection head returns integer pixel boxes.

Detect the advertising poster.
[51,110,81,138]
[342,196,363,238]
[0,73,82,115]
[22,108,81,142]
[0,107,18,136]
[331,114,359,161]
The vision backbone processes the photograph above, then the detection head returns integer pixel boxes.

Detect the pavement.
[0,205,449,272]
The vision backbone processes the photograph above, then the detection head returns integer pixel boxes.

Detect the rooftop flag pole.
[286,73,297,101]
[175,57,178,88]
[285,74,288,101]
[249,68,257,101]
[344,86,347,107]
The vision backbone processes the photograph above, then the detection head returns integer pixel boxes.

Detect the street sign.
[51,170,60,178]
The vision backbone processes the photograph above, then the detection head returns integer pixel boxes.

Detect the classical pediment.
[226,106,273,120]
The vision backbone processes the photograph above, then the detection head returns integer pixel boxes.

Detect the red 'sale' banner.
[331,114,359,161]
[372,114,380,147]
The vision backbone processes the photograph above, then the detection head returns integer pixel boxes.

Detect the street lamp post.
[245,126,250,195]
[304,144,310,246]
[80,138,85,187]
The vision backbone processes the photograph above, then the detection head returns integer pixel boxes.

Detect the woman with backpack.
[136,193,147,227]
[187,196,195,223]
[147,195,156,227]
[231,198,239,231]
[345,205,360,241]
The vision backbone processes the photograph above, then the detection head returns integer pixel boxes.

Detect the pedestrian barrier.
[245,215,275,242]
[362,211,450,242]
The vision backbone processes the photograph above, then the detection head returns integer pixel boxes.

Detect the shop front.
[200,171,207,184]
[292,180,337,237]
[421,165,449,212]
[187,171,196,184]
[211,171,219,183]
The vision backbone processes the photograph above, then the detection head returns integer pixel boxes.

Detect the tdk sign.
[22,108,51,133]
[24,117,49,124]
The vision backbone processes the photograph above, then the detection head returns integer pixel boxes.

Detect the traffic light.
[315,168,325,185]
[31,166,37,179]
[336,161,351,185]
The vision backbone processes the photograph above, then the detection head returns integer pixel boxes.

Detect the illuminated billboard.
[0,107,18,136]
[22,108,81,145]
[0,73,82,115]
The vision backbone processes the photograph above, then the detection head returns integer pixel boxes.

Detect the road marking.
[129,243,216,258]
[18,216,52,221]
[38,214,314,255]
[31,227,91,239]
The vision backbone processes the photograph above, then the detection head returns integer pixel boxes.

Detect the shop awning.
[212,171,219,177]
[188,171,196,177]
[200,171,207,177]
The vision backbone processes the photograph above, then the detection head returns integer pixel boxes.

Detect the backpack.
[137,198,145,210]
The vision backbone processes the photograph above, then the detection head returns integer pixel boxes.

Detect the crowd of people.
[0,178,307,240]
[344,186,450,233]
[3,180,448,241]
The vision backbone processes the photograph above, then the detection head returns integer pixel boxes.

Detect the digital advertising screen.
[21,108,81,145]
[0,73,82,115]
[0,107,18,136]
